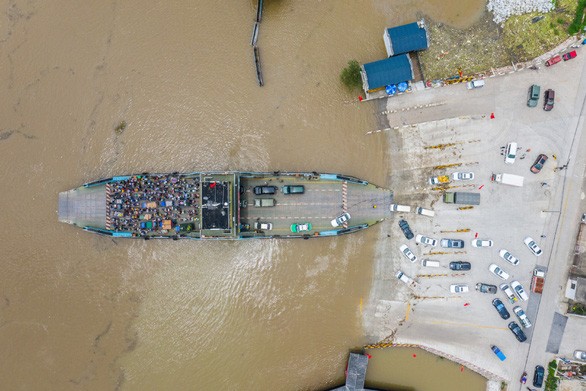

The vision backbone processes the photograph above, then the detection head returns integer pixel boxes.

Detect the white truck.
[491,173,524,187]
[396,271,418,289]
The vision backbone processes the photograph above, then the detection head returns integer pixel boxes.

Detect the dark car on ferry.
[253,185,278,195]
[530,154,548,174]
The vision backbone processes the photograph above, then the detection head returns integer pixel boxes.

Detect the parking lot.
[364,45,586,388]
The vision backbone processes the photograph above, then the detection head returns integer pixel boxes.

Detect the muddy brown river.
[0,0,486,389]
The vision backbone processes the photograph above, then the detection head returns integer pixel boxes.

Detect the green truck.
[443,192,480,205]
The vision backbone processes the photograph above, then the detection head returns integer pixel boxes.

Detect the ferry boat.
[58,171,393,239]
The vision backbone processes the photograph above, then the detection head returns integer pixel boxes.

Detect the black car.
[398,219,414,240]
[533,365,544,387]
[253,186,277,195]
[530,154,548,174]
[475,283,497,294]
[449,261,471,271]
[492,298,510,320]
[543,89,555,111]
[508,321,527,342]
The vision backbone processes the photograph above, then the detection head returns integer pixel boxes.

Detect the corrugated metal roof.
[362,55,413,91]
[386,21,428,56]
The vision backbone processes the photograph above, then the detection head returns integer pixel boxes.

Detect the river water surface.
[0,0,486,389]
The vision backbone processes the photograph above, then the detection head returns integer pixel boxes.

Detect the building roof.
[384,20,429,57]
[362,55,413,92]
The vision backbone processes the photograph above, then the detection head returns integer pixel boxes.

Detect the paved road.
[364,40,586,388]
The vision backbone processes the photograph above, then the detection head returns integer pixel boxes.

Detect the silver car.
[513,306,532,328]
[499,249,520,266]
[415,234,438,247]
[399,244,417,263]
[524,237,543,256]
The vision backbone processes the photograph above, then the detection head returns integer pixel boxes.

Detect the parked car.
[452,172,475,181]
[450,284,469,293]
[505,142,517,164]
[472,239,493,247]
[527,84,540,107]
[253,185,277,195]
[476,283,497,294]
[398,219,414,240]
[533,365,545,387]
[491,345,507,361]
[489,264,510,280]
[530,154,548,173]
[450,261,471,271]
[543,89,555,111]
[508,321,527,342]
[500,283,518,304]
[399,244,417,263]
[282,185,305,194]
[562,50,577,61]
[511,280,529,301]
[254,222,273,230]
[574,350,586,361]
[466,80,485,89]
[524,237,543,256]
[441,238,465,248]
[415,234,437,247]
[331,212,351,227]
[290,223,311,233]
[499,249,520,266]
[513,306,532,328]
[492,298,510,319]
[545,55,562,66]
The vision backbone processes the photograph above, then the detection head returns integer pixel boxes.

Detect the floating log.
[251,22,259,46]
[254,46,264,86]
[256,0,263,22]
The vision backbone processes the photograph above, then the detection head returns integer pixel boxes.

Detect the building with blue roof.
[361,54,413,93]
[383,20,429,57]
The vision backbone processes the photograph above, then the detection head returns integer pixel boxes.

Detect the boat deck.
[58,186,107,228]
[239,175,392,237]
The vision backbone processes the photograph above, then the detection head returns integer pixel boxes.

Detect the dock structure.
[58,171,393,240]
[254,46,264,86]
[330,353,376,391]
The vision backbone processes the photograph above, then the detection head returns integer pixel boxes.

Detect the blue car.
[491,345,506,361]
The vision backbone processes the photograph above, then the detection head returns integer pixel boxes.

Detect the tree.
[340,60,362,90]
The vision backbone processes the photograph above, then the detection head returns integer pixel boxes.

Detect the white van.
[416,207,435,217]
[505,142,517,164]
[390,204,411,213]
[421,259,440,268]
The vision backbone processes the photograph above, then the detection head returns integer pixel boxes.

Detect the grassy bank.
[419,0,577,80]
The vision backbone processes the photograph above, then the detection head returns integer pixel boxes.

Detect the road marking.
[405,302,411,321]
[427,320,507,330]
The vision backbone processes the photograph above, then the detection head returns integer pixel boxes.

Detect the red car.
[545,55,562,67]
[562,50,577,61]
[530,154,548,174]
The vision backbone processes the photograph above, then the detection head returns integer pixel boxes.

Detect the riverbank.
[419,0,576,80]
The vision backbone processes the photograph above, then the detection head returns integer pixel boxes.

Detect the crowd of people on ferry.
[107,175,200,233]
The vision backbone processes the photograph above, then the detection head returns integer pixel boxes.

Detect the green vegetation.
[569,0,586,34]
[419,0,577,80]
[114,120,127,134]
[340,60,362,90]
[568,302,586,315]
[545,360,558,391]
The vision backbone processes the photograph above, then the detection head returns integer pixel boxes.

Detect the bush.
[545,360,558,391]
[340,60,362,90]
[568,0,586,34]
